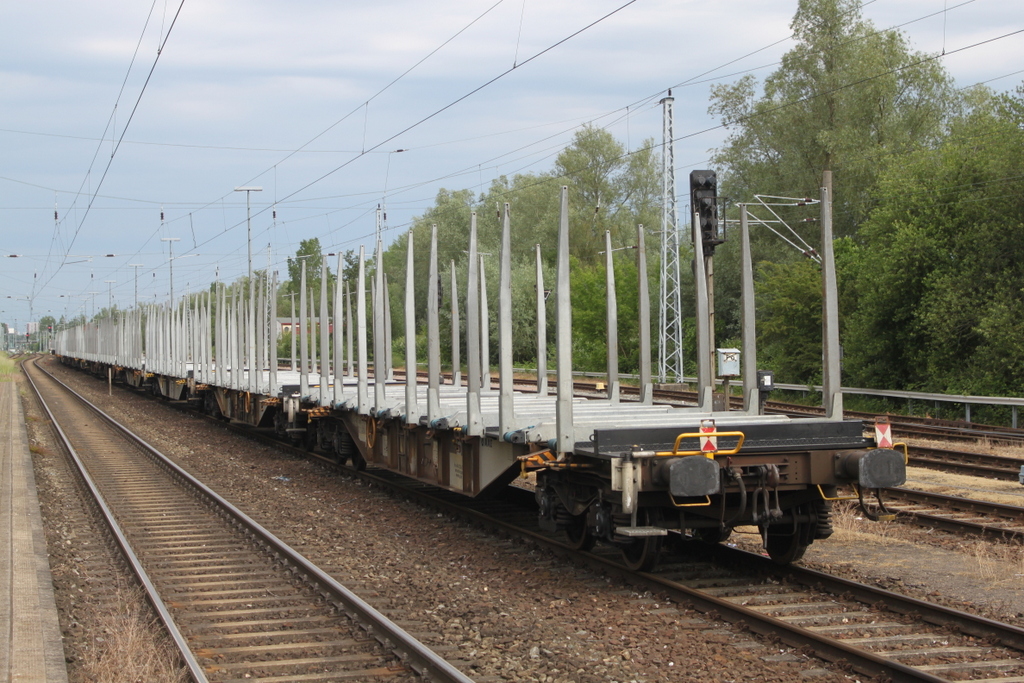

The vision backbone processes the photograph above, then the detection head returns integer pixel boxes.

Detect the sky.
[1,0,1021,331]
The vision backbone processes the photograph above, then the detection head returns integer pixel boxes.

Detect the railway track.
[884,487,1024,542]
[23,357,471,683]
[359,469,1024,683]
[51,359,1024,680]
[906,445,1023,481]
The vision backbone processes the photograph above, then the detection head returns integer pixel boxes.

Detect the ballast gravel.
[38,357,873,682]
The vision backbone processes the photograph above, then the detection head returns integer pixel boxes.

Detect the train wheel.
[764,531,807,564]
[333,429,356,466]
[620,510,663,572]
[763,505,812,564]
[564,514,595,552]
[694,526,732,544]
[302,425,317,452]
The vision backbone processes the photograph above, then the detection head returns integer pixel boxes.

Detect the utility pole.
[659,91,683,383]
[105,280,116,314]
[235,186,263,282]
[129,264,144,308]
[161,237,180,304]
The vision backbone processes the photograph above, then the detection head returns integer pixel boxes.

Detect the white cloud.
[0,0,1020,318]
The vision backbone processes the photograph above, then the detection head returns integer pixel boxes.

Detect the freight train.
[54,180,905,571]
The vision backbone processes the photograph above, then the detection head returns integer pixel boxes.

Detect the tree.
[754,259,822,384]
[844,86,1024,395]
[381,131,661,374]
[286,238,331,298]
[554,126,660,263]
[708,0,956,238]
[701,0,959,384]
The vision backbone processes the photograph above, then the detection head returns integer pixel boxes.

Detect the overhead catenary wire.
[6,0,1015,315]
[3,0,982,218]
[139,0,642,279]
[37,0,187,298]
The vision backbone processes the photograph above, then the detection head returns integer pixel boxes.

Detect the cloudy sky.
[1,0,1021,329]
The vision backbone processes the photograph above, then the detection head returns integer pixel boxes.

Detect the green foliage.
[276,329,293,364]
[356,1,1023,401]
[705,0,956,371]
[709,0,955,237]
[844,87,1024,395]
[286,238,325,288]
[381,128,661,373]
[755,258,822,383]
[554,126,661,264]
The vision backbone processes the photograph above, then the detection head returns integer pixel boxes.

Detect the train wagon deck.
[55,184,905,569]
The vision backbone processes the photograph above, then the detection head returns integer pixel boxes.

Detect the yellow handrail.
[668,493,712,507]
[655,430,746,458]
[816,484,858,501]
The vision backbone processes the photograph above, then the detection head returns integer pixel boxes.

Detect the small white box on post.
[715,348,740,412]
[716,348,740,377]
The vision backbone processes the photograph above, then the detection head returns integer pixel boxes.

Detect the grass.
[0,353,17,380]
[828,500,906,544]
[824,498,1024,592]
[969,540,1024,584]
[902,466,1024,507]
[78,587,190,683]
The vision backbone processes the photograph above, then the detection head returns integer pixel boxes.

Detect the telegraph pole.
[105,280,116,314]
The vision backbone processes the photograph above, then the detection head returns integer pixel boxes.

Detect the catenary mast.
[659,91,683,383]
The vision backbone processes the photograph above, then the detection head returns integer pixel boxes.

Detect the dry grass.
[826,498,1024,590]
[903,466,1024,507]
[968,540,1024,584]
[0,353,16,380]
[911,434,1024,460]
[824,500,909,546]
[77,587,190,683]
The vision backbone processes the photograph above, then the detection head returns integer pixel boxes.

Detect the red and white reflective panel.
[700,419,717,453]
[875,420,893,449]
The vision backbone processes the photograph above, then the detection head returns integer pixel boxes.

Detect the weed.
[0,354,17,379]
[77,587,190,683]
[967,540,1024,586]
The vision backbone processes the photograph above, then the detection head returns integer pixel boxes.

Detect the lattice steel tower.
[658,91,684,382]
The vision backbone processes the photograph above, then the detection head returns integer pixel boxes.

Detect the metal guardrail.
[771,382,1024,427]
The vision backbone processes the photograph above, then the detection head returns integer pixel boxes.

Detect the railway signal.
[690,170,723,255]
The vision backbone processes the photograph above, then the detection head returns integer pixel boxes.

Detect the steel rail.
[904,445,1022,480]
[885,487,1024,541]
[23,357,211,683]
[352,472,976,683]
[708,544,1024,651]
[29,358,474,683]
